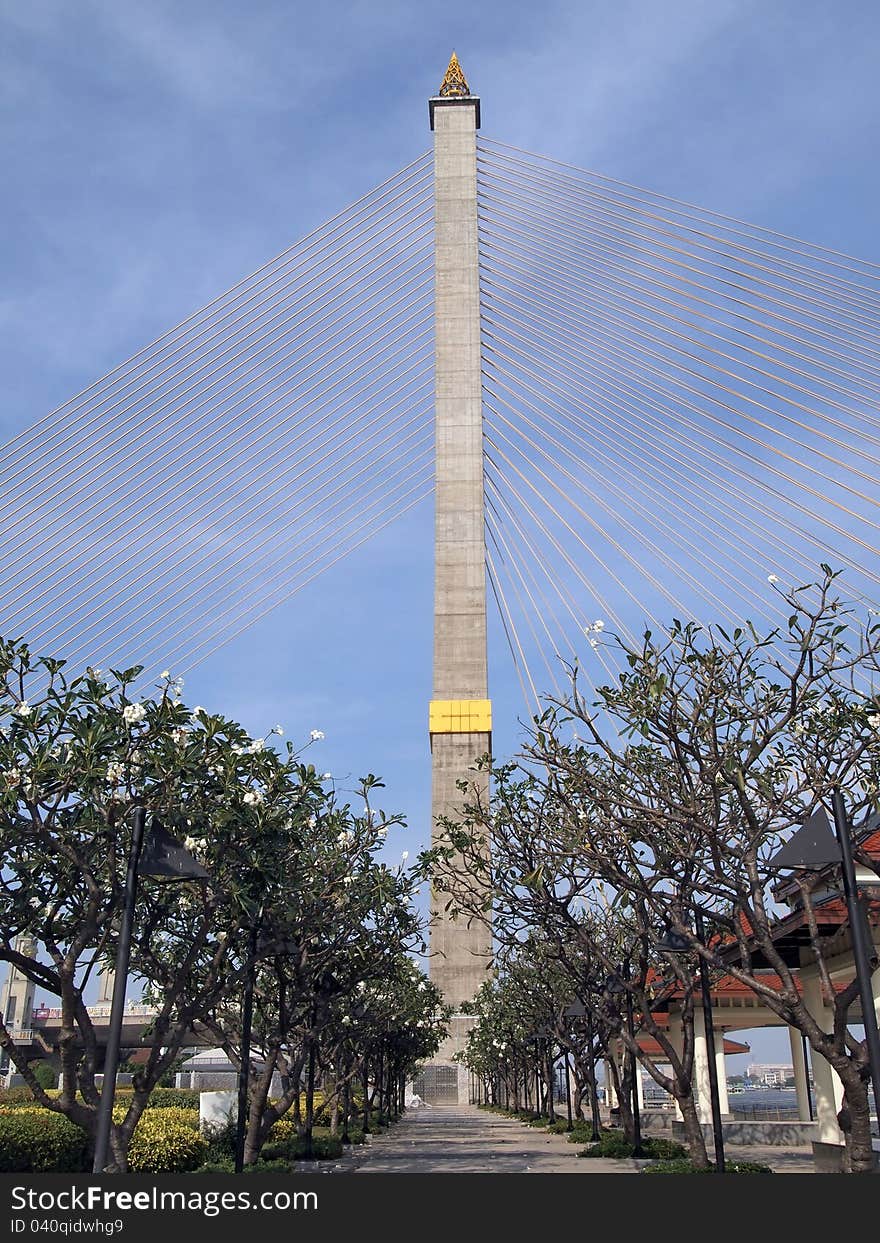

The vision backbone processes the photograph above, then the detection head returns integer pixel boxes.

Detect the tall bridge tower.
[426,54,492,1103]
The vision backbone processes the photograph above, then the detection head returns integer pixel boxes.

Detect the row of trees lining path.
[424,570,880,1173]
[0,642,446,1170]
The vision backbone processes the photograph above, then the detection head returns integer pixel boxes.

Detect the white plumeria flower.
[6,767,22,783]
[122,703,146,725]
[160,670,170,680]
[106,763,124,785]
[867,714,880,731]
[309,729,325,742]
[401,850,409,863]
[216,931,228,943]
[171,727,188,745]
[191,706,204,719]
[342,875,354,886]
[15,702,32,717]
[376,825,388,838]
[767,574,779,584]
[321,772,332,781]
[242,790,263,806]
[272,725,283,736]
[250,738,265,753]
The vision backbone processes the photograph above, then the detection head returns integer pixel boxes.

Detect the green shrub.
[546,1119,572,1134]
[194,1157,291,1174]
[579,1133,637,1159]
[127,1114,207,1173]
[147,1087,201,1109]
[579,1132,688,1160]
[267,1117,298,1144]
[0,1108,88,1172]
[643,1158,774,1175]
[33,1063,57,1090]
[644,1137,687,1160]
[0,1085,38,1107]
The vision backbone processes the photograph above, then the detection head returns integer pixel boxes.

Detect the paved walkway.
[317,1106,816,1174]
[343,1107,648,1174]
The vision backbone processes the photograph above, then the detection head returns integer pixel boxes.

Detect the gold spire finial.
[439,51,470,97]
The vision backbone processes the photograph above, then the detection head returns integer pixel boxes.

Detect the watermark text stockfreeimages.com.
[10,1185,318,1222]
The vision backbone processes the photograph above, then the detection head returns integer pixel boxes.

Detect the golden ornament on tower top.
[439,51,470,97]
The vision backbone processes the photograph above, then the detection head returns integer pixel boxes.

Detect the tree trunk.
[675,1085,710,1169]
[608,1056,633,1143]
[838,1076,877,1173]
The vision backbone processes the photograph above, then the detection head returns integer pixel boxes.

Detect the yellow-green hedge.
[127,1113,207,1173]
[0,1105,205,1173]
[0,1108,88,1172]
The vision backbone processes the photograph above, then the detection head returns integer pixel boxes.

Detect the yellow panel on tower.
[429,699,492,734]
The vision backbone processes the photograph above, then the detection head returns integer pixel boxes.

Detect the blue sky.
[3,1,880,1063]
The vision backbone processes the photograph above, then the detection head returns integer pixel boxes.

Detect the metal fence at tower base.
[411,1063,464,1105]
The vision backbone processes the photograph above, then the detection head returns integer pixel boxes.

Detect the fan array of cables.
[478,137,880,716]
[4,136,880,714]
[0,155,435,686]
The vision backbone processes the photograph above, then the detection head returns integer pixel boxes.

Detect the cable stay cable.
[484,504,568,700]
[0,219,433,528]
[481,325,880,600]
[136,474,434,684]
[477,153,880,323]
[0,152,432,472]
[478,219,880,419]
[484,514,559,710]
[0,309,434,605]
[485,480,620,695]
[485,538,545,719]
[483,465,625,688]
[478,138,880,290]
[482,351,880,610]
[18,419,434,661]
[476,172,880,355]
[480,271,880,492]
[483,385,781,627]
[479,212,880,403]
[479,309,880,538]
[16,401,434,653]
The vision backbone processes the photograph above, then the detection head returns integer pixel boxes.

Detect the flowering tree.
[428,572,880,1171]
[0,638,433,1170]
[201,784,443,1164]
[425,768,710,1160]
[525,572,880,1170]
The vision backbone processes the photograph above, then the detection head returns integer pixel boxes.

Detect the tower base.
[412,1012,474,1104]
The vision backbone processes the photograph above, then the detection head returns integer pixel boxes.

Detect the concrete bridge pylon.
[424,53,492,1105]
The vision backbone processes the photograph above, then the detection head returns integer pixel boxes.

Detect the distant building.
[747,1062,794,1086]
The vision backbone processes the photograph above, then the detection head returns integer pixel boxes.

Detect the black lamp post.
[234,916,262,1175]
[602,967,643,1155]
[536,1026,555,1122]
[564,999,601,1139]
[92,810,209,1173]
[656,912,725,1171]
[768,796,880,1134]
